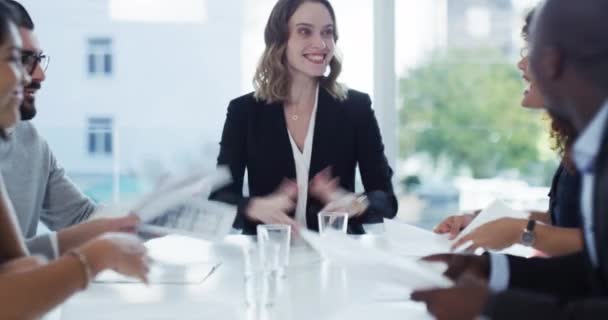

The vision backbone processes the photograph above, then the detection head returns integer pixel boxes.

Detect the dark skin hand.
[409,254,492,320]
[422,253,491,281]
[411,274,490,320]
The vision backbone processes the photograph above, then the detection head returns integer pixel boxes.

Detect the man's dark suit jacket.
[484,116,608,319]
[210,88,398,235]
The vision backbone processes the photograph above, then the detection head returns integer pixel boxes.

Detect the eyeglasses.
[520,46,529,58]
[21,50,50,74]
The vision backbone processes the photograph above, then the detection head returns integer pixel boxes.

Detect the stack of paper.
[95,235,222,284]
[455,201,536,257]
[300,229,453,291]
[455,200,529,242]
[383,218,452,257]
[95,260,221,284]
[93,167,237,242]
[384,200,536,258]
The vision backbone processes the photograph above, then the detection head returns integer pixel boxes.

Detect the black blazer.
[210,88,398,235]
[484,115,608,319]
[548,163,582,228]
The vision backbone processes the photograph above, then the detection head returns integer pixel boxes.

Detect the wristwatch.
[521,219,536,247]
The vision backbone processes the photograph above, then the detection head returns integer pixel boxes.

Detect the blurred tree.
[399,48,546,178]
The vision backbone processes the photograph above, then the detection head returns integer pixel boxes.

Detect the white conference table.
[52,234,433,320]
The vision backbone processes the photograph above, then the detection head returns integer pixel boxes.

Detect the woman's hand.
[310,167,367,217]
[309,167,341,205]
[434,213,477,240]
[58,214,140,254]
[451,218,527,252]
[80,233,149,284]
[246,180,299,230]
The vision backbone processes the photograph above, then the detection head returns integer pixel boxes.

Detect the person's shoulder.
[333,88,372,117]
[228,92,269,116]
[323,87,371,110]
[344,88,371,106]
[14,121,43,142]
[229,92,264,109]
[12,121,53,158]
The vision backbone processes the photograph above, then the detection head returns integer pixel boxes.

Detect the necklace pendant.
[292,114,299,121]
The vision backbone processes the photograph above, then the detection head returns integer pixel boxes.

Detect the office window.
[87,38,113,76]
[109,0,207,23]
[87,117,113,156]
[397,0,549,229]
[466,6,491,38]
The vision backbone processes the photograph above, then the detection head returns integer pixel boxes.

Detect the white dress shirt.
[488,100,608,291]
[287,86,319,230]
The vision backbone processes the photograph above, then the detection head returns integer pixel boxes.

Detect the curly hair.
[522,9,577,169]
[253,0,346,104]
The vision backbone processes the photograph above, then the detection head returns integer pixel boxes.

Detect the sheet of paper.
[92,166,231,221]
[455,200,529,242]
[132,166,232,222]
[95,260,221,284]
[450,200,536,257]
[92,167,236,241]
[383,201,535,258]
[140,198,236,242]
[300,229,453,290]
[383,218,452,257]
[95,235,221,284]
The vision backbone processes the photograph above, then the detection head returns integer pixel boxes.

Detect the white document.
[383,201,535,258]
[131,166,232,222]
[300,229,453,290]
[93,167,236,242]
[455,200,529,242]
[95,260,221,284]
[95,235,221,284]
[139,198,237,242]
[453,200,535,257]
[383,218,452,257]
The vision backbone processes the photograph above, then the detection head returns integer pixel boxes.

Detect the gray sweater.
[0,121,96,259]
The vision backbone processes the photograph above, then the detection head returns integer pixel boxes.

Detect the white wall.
[20,0,243,175]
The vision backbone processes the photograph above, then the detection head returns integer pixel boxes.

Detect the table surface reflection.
[56,235,433,320]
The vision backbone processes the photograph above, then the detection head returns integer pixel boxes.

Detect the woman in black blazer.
[210,0,397,235]
[434,9,583,256]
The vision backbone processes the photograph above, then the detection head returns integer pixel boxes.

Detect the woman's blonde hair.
[253,0,347,104]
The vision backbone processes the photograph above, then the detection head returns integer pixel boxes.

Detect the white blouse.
[286,86,319,229]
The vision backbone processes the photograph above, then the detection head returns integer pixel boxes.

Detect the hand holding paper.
[93,167,237,242]
[384,201,535,257]
[451,201,535,256]
[454,201,529,243]
[451,217,526,252]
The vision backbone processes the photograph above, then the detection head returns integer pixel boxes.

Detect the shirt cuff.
[50,231,60,258]
[488,253,509,292]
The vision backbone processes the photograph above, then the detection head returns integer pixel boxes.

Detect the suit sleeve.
[209,100,251,230]
[484,289,608,320]
[507,252,592,300]
[351,94,398,225]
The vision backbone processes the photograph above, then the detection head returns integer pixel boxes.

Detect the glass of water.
[318,212,349,235]
[243,244,280,308]
[257,224,291,277]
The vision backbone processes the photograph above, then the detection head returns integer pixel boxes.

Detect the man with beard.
[0,1,139,260]
[411,0,608,319]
